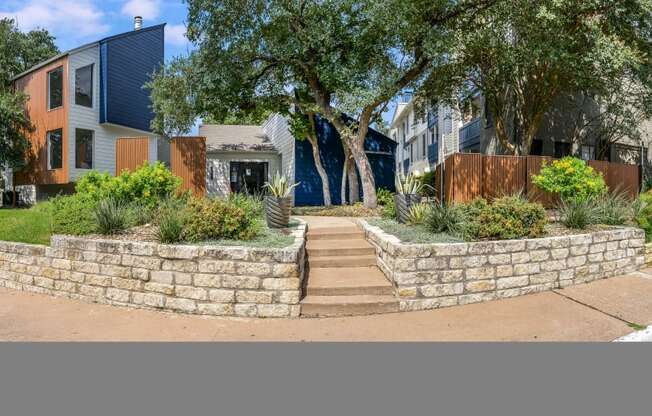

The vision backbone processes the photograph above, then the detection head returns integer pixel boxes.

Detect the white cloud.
[0,0,109,37]
[121,0,160,20]
[166,24,188,46]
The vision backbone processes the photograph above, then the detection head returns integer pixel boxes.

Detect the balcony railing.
[459,118,481,149]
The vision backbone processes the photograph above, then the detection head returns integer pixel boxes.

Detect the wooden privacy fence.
[431,153,640,207]
[115,137,151,174]
[170,136,206,196]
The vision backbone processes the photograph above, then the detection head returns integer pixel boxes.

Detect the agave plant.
[263,173,300,198]
[395,173,430,195]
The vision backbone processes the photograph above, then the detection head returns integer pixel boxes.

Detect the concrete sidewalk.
[1,271,652,341]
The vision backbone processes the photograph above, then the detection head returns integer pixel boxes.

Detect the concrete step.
[308,226,362,236]
[306,239,375,257]
[307,230,365,241]
[307,267,394,296]
[301,295,400,317]
[309,255,377,268]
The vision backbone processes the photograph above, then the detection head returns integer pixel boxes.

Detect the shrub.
[156,208,186,244]
[228,192,264,217]
[406,203,433,225]
[126,202,156,226]
[558,197,600,229]
[183,197,262,242]
[75,162,182,207]
[593,190,635,226]
[419,171,437,197]
[94,198,130,235]
[426,203,466,236]
[531,157,607,201]
[471,196,547,239]
[635,193,652,241]
[377,188,396,219]
[50,194,97,235]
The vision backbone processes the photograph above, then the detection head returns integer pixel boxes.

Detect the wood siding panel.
[450,153,482,203]
[483,155,527,200]
[171,137,206,196]
[115,137,149,174]
[13,56,69,186]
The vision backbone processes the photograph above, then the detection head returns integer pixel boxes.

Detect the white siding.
[67,45,158,181]
[262,114,295,181]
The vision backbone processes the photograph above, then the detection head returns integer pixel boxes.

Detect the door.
[230,161,268,194]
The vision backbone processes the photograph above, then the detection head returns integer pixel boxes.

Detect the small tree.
[532,157,607,201]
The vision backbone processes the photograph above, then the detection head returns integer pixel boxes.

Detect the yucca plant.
[94,198,129,235]
[263,172,300,198]
[263,173,299,228]
[406,203,433,225]
[394,173,427,223]
[558,197,600,229]
[395,173,429,195]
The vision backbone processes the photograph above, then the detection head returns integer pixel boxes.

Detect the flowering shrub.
[75,162,182,207]
[531,157,607,200]
[183,197,262,242]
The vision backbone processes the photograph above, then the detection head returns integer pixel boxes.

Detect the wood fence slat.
[483,155,527,200]
[170,136,206,196]
[115,137,149,175]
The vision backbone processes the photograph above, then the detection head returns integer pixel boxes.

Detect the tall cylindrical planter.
[395,194,421,224]
[265,196,292,228]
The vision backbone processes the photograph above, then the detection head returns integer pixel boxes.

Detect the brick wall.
[360,220,645,312]
[0,223,306,318]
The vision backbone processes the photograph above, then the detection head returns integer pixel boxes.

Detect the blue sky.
[0,0,193,60]
[1,0,398,128]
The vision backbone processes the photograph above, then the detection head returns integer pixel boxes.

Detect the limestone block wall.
[359,221,645,312]
[0,223,306,318]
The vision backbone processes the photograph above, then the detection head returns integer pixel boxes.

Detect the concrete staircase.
[300,218,399,317]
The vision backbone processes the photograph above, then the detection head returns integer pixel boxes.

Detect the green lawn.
[0,203,52,245]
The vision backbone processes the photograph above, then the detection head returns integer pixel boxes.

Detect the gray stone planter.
[394,194,421,223]
[265,196,292,228]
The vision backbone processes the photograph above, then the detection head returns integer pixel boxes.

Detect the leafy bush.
[558,197,600,229]
[426,203,466,236]
[156,207,186,244]
[635,193,652,241]
[94,198,129,235]
[420,171,437,197]
[377,188,396,219]
[183,197,262,242]
[127,202,155,226]
[471,196,547,239]
[50,194,97,235]
[406,203,433,225]
[228,192,264,217]
[75,162,182,207]
[593,190,635,226]
[531,157,607,200]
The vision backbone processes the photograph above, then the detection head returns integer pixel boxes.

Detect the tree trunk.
[348,138,377,208]
[306,134,331,206]
[341,147,349,205]
[347,158,360,204]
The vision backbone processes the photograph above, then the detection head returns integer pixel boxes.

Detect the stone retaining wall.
[645,242,652,265]
[0,223,306,318]
[359,221,645,312]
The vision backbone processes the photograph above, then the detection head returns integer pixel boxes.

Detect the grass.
[292,203,381,217]
[0,203,52,245]
[200,220,299,248]
[368,218,462,244]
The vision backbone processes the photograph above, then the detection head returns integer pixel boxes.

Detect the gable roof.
[11,24,166,82]
[199,124,277,152]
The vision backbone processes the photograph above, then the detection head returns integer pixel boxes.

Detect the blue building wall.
[294,116,396,206]
[99,25,164,132]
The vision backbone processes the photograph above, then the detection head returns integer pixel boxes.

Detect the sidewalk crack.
[552,289,641,327]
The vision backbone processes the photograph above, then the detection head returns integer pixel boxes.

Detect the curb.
[613,326,652,342]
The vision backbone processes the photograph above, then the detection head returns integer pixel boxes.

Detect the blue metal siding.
[293,116,397,206]
[459,117,482,150]
[99,25,164,131]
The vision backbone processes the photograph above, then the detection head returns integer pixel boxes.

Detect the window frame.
[75,128,94,169]
[47,66,64,110]
[47,129,63,170]
[75,64,94,108]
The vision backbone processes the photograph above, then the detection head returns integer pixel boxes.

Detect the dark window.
[75,64,93,107]
[554,141,571,158]
[47,129,63,169]
[530,139,543,156]
[422,134,426,157]
[48,67,63,110]
[75,129,93,169]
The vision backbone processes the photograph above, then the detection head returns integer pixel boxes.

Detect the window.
[430,127,437,144]
[581,145,595,161]
[554,141,571,158]
[75,129,93,169]
[48,67,63,110]
[530,139,543,156]
[75,64,93,107]
[422,134,426,158]
[410,142,414,162]
[47,129,63,170]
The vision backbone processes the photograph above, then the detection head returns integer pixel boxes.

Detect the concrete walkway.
[2,269,652,341]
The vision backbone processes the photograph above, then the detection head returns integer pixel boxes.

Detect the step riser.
[307,247,375,257]
[307,233,365,241]
[308,227,362,235]
[310,258,377,268]
[301,302,400,318]
[307,286,394,296]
